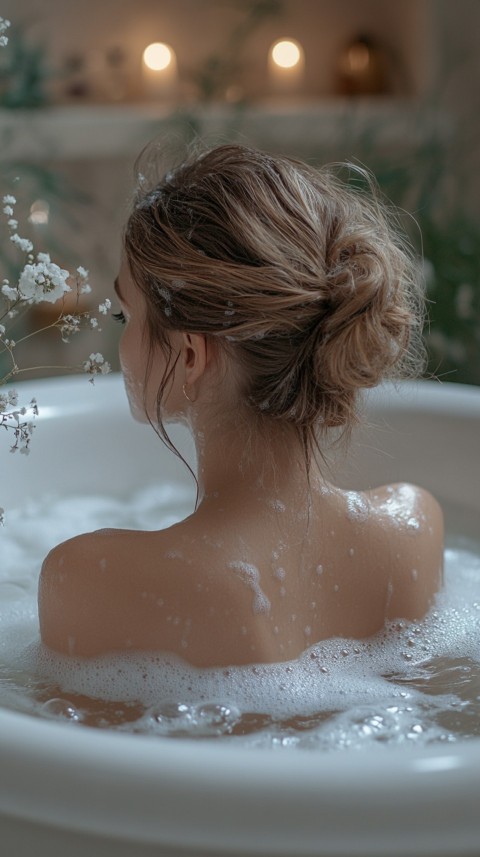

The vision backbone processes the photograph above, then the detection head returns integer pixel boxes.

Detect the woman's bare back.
[38,482,443,667]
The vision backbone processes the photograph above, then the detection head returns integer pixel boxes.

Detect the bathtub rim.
[1,704,480,856]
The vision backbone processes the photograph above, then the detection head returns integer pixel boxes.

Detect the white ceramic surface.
[1,373,479,857]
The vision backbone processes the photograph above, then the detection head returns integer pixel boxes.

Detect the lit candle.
[142,42,177,100]
[268,38,305,94]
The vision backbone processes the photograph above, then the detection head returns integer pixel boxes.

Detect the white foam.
[1,487,480,750]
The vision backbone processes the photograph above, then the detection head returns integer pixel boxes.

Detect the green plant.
[0,24,51,108]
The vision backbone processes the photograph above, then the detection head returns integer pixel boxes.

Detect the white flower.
[90,317,99,328]
[0,324,5,335]
[18,260,71,304]
[2,194,16,205]
[3,205,14,216]
[37,252,51,263]
[1,283,19,301]
[8,218,18,229]
[98,299,111,315]
[80,283,92,294]
[59,314,81,341]
[77,266,89,279]
[0,17,10,48]
[10,233,34,254]
[83,352,111,376]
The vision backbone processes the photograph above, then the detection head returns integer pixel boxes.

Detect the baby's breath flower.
[83,352,111,378]
[10,233,34,254]
[1,283,19,301]
[18,258,71,304]
[7,218,18,230]
[0,17,10,48]
[90,317,99,328]
[77,266,89,279]
[59,313,81,342]
[80,283,92,295]
[0,395,37,455]
[98,299,112,315]
[3,205,14,217]
[2,194,16,206]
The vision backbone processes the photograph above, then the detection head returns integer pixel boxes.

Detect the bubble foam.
[1,488,480,750]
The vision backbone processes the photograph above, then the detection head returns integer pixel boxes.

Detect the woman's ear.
[182,332,210,386]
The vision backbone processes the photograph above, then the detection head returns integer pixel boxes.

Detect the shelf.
[0,100,450,162]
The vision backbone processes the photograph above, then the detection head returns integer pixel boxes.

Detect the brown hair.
[124,143,425,470]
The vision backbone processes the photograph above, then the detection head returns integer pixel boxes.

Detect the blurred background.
[0,0,479,384]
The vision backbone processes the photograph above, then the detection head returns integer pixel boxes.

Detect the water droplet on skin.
[345,492,369,523]
[268,499,286,512]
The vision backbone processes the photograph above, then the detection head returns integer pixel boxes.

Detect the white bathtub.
[1,373,479,857]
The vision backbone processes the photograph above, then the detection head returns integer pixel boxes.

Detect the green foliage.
[0,25,50,109]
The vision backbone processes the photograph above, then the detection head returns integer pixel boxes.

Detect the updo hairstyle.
[124,143,425,461]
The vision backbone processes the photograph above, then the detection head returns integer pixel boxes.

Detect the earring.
[182,383,196,404]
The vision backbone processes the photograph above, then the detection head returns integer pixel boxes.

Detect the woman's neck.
[190,411,315,505]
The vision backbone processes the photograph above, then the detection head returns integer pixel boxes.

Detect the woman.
[39,144,443,667]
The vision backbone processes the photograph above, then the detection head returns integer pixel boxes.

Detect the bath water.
[1,484,479,752]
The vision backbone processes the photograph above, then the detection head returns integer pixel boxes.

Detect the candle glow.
[143,43,172,71]
[271,39,302,69]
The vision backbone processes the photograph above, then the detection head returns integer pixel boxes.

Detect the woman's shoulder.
[38,523,256,664]
[365,482,443,533]
[363,482,444,621]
